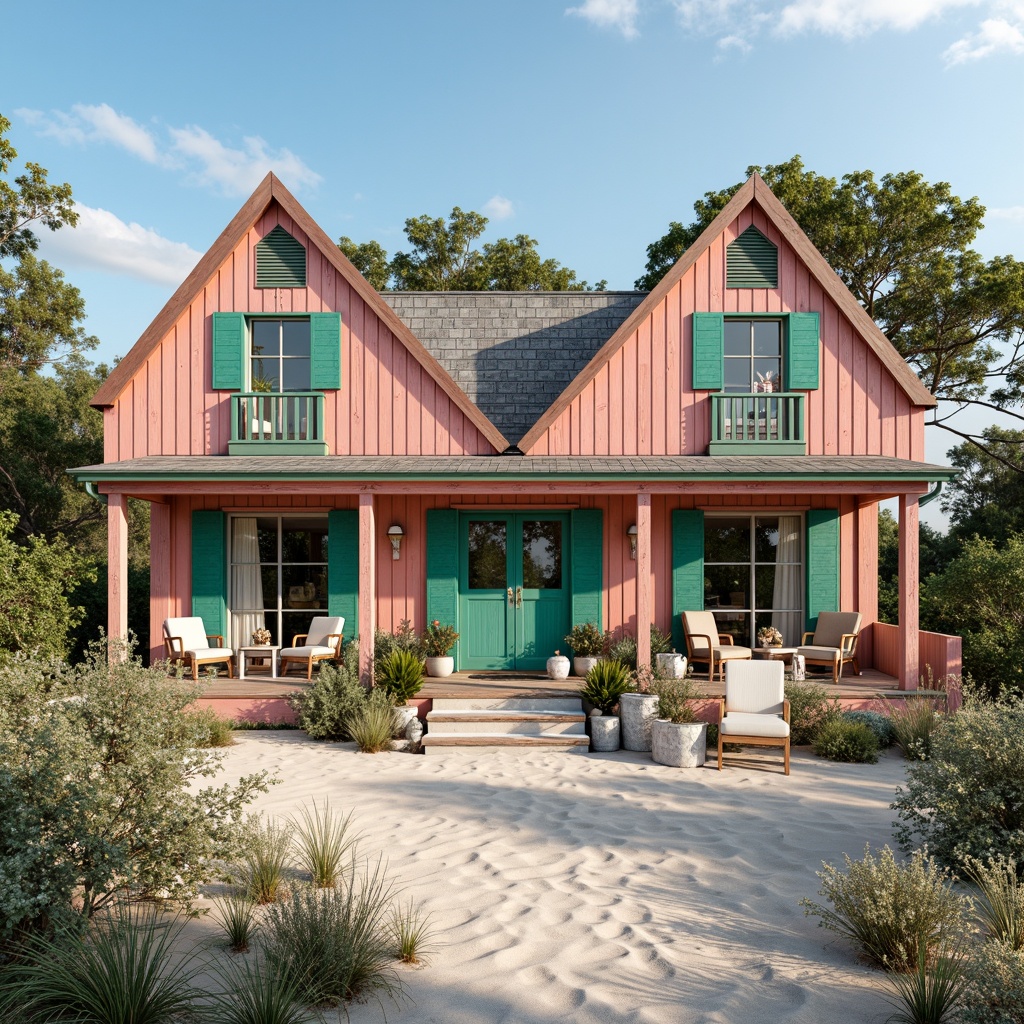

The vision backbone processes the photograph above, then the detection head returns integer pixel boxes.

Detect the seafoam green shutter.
[426,509,459,655]
[310,313,342,390]
[692,313,724,390]
[328,510,359,640]
[786,312,820,390]
[570,509,603,630]
[191,511,226,638]
[212,312,246,390]
[805,508,839,633]
[671,509,704,653]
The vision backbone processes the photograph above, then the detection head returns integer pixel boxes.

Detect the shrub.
[892,694,1024,870]
[579,659,633,715]
[966,856,1024,949]
[0,906,202,1023]
[261,861,404,1010]
[564,622,606,658]
[0,641,269,942]
[293,800,360,889]
[959,940,1024,1024]
[885,940,969,1024]
[390,898,435,965]
[375,650,424,704]
[290,641,368,741]
[345,703,395,753]
[843,709,896,748]
[240,817,293,905]
[813,718,879,763]
[422,620,459,657]
[882,695,942,760]
[213,889,260,953]
[373,620,425,677]
[785,680,841,745]
[188,705,236,747]
[649,674,704,725]
[604,626,672,671]
[800,845,969,971]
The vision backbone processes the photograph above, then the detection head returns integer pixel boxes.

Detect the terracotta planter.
[651,720,707,768]
[425,656,454,678]
[589,714,620,752]
[573,655,600,678]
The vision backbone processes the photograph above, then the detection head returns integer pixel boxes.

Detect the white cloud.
[944,7,1024,62]
[566,0,640,38]
[37,203,202,286]
[483,195,515,220]
[717,32,754,52]
[988,204,1024,219]
[16,103,160,163]
[776,0,980,39]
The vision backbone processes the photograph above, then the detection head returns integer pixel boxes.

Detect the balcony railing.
[228,392,328,455]
[708,392,805,455]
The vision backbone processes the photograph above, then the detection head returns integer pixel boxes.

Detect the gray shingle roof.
[381,292,647,446]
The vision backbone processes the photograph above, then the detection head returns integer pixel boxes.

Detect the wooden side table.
[238,645,281,679]
[752,646,798,665]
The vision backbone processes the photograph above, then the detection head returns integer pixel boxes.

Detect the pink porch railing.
[872,623,962,690]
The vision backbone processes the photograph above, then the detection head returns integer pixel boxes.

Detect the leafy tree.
[638,156,1024,465]
[877,508,957,625]
[481,233,605,291]
[338,235,391,290]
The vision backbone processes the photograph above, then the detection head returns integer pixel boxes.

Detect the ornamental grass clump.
[579,659,633,715]
[240,817,293,904]
[801,845,969,971]
[293,800,361,889]
[204,955,313,1024]
[813,717,880,763]
[966,856,1024,949]
[785,680,841,745]
[390,898,435,965]
[885,939,970,1024]
[344,702,395,754]
[883,696,942,760]
[375,650,424,704]
[213,889,261,953]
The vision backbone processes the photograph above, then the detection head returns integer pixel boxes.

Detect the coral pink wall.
[105,203,496,462]
[526,202,926,459]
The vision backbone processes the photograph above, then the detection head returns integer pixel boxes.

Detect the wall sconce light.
[627,523,638,560]
[387,524,405,560]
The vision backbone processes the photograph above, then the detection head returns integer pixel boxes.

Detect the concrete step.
[430,697,583,713]
[426,713,586,736]
[422,733,590,753]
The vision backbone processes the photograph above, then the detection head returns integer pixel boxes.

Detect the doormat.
[466,672,549,680]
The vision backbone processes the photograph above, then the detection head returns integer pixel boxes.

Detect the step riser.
[424,744,590,755]
[428,721,586,736]
[430,697,582,713]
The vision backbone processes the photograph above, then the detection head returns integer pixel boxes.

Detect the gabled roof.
[382,291,646,445]
[90,174,511,454]
[517,174,937,453]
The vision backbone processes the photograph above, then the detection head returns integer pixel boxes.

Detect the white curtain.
[771,516,803,645]
[231,518,266,649]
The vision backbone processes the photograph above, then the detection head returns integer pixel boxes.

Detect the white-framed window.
[249,318,311,393]
[723,319,783,393]
[703,514,803,647]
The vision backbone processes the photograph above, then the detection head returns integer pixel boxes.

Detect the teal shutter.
[255,226,306,288]
[212,312,246,390]
[671,510,705,653]
[426,509,459,656]
[786,312,820,390]
[805,509,839,632]
[726,226,778,288]
[692,313,724,390]
[310,313,342,390]
[328,510,359,640]
[570,509,603,630]
[191,511,226,638]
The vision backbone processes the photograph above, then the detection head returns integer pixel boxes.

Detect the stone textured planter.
[620,692,660,751]
[573,655,600,678]
[547,654,570,679]
[425,656,454,678]
[589,714,620,752]
[656,653,687,678]
[651,719,707,768]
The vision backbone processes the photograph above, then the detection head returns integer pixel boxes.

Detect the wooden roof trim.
[750,176,936,407]
[91,174,510,454]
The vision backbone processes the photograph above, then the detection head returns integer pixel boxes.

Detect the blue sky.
[5,0,1024,522]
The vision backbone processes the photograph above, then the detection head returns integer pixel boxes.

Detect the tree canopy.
[638,156,1024,467]
[340,206,606,292]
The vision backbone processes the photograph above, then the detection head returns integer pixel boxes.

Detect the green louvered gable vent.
[727,226,778,289]
[256,226,307,288]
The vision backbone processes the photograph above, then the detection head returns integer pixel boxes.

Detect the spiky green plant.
[579,659,633,715]
[205,955,320,1024]
[292,801,361,888]
[240,817,293,904]
[375,650,424,704]
[882,695,941,760]
[213,889,260,953]
[390,898,435,965]
[344,703,395,754]
[885,939,969,1024]
[966,855,1024,949]
[0,905,202,1024]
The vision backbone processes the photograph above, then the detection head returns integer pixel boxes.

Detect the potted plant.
[619,664,660,752]
[649,675,708,768]
[376,649,424,734]
[579,659,633,751]
[422,620,459,677]
[565,622,605,677]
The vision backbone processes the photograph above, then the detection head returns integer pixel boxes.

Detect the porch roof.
[73,454,957,491]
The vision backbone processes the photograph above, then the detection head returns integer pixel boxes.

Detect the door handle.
[515,586,523,608]
[507,587,514,606]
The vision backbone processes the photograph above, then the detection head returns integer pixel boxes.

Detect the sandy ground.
[184,732,908,1024]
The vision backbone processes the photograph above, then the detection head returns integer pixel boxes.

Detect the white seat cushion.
[715,645,753,661]
[721,712,790,738]
[798,645,842,662]
[281,645,335,659]
[186,647,233,660]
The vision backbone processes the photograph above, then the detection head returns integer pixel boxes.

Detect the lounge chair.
[279,616,345,679]
[682,610,752,685]
[718,660,791,775]
[797,611,862,683]
[163,617,235,681]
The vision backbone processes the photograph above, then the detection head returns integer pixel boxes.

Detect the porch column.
[358,493,376,686]
[636,493,652,671]
[107,493,129,657]
[856,500,879,671]
[149,500,172,665]
[898,493,919,691]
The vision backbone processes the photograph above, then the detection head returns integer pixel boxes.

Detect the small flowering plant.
[423,620,459,657]
[757,625,784,647]
[251,627,272,645]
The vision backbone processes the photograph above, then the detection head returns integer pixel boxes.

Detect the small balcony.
[708,392,806,455]
[228,392,328,456]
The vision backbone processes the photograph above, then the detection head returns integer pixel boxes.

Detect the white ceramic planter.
[651,719,707,768]
[547,654,570,679]
[425,656,454,678]
[656,653,687,678]
[589,714,620,752]
[574,655,601,678]
[620,692,660,751]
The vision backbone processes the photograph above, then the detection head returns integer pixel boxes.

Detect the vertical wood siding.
[525,203,925,459]
[105,204,495,459]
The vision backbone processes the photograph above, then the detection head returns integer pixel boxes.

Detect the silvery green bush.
[0,640,270,944]
[892,693,1024,871]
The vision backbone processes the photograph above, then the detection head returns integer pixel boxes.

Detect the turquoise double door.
[458,512,570,671]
